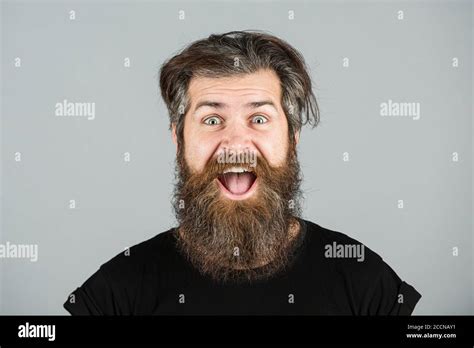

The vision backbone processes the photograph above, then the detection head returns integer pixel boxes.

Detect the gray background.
[1,0,472,314]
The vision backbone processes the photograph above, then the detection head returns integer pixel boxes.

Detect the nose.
[218,120,257,157]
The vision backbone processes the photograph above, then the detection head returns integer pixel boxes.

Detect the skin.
[172,68,301,242]
[171,68,299,172]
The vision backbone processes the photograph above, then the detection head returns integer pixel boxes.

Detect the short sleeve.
[388,281,422,315]
[63,266,118,315]
[364,260,422,315]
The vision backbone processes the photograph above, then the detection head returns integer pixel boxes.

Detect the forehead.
[187,69,282,106]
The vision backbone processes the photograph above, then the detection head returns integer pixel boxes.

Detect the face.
[172,69,303,284]
[174,68,298,173]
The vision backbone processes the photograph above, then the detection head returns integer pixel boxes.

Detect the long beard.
[172,145,303,284]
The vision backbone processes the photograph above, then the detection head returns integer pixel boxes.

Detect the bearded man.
[64,30,421,315]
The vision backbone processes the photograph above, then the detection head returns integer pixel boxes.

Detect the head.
[159,30,319,283]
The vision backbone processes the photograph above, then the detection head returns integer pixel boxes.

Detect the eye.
[252,115,268,124]
[203,116,222,126]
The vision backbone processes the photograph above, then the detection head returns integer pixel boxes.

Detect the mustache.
[178,153,293,203]
[180,152,280,182]
[176,148,301,213]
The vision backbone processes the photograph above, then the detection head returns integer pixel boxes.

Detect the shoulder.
[304,219,383,265]
[64,228,177,315]
[302,219,421,315]
[99,228,177,279]
[304,219,386,284]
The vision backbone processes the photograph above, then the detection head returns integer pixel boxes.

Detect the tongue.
[220,172,254,194]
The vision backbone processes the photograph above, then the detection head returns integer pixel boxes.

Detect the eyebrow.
[194,100,278,113]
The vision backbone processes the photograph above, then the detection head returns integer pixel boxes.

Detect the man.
[64,30,421,315]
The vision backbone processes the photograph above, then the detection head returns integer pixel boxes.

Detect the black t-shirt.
[63,219,421,315]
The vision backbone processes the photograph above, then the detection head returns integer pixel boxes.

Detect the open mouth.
[217,166,258,199]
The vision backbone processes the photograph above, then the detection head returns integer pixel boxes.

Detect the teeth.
[223,166,250,174]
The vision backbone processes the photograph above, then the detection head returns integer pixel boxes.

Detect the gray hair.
[159,30,320,145]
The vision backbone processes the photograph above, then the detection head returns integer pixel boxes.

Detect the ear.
[294,130,300,146]
[171,123,178,152]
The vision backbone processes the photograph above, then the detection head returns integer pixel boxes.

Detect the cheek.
[184,128,219,172]
[258,140,288,167]
[258,123,289,167]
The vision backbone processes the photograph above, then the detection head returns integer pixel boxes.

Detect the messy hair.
[159,30,320,145]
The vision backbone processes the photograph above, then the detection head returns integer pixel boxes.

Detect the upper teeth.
[223,167,250,174]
